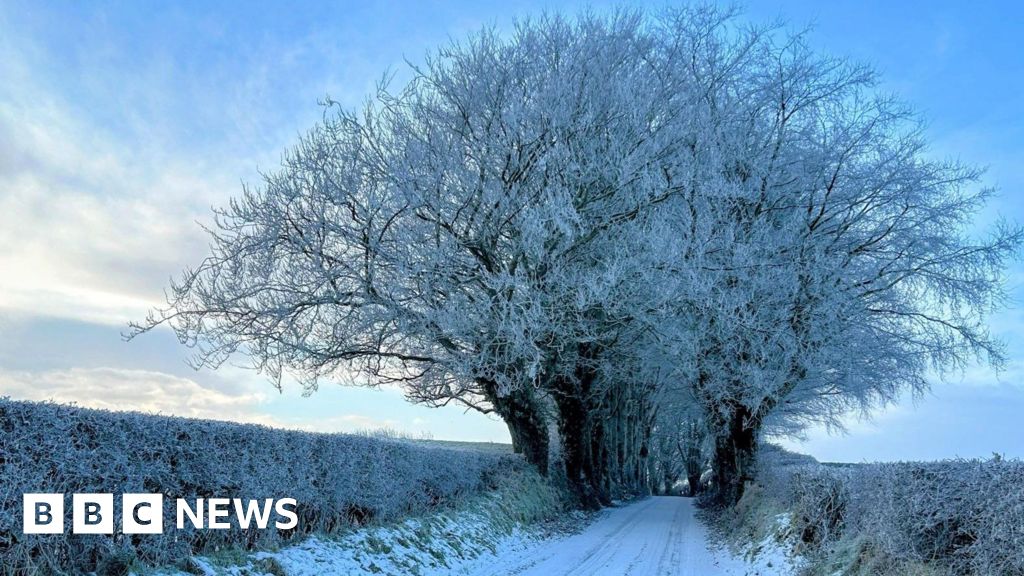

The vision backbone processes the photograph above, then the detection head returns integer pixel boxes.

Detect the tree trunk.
[685,430,704,497]
[636,418,652,495]
[588,417,613,506]
[550,341,609,510]
[483,381,550,476]
[711,406,758,507]
[553,389,603,510]
[686,473,701,497]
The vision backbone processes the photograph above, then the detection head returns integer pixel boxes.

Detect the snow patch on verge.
[709,513,805,576]
[247,512,541,576]
[158,469,572,576]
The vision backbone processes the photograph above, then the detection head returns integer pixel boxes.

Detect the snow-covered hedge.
[0,398,518,575]
[759,457,1024,575]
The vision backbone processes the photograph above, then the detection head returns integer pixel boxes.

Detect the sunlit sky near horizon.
[1,0,1021,462]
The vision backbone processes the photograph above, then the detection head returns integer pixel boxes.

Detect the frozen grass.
[703,483,805,576]
[160,466,571,576]
[712,446,1024,575]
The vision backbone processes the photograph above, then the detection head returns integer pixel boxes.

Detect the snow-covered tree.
[132,7,1019,509]
[650,403,707,496]
[654,10,1022,505]
[133,12,702,505]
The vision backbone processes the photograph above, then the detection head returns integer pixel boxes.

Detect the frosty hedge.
[756,455,1024,575]
[0,398,518,574]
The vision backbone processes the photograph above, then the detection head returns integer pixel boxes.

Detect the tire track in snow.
[464,496,735,576]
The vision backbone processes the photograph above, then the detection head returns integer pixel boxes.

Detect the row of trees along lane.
[133,7,1020,509]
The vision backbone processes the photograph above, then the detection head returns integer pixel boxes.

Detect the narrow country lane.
[466,496,739,576]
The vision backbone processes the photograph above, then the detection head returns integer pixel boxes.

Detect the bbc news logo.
[23,494,298,534]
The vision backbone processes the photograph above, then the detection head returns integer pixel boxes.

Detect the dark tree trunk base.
[554,387,604,510]
[687,473,702,497]
[710,406,758,507]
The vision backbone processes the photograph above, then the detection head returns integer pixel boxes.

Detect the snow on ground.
[162,483,575,576]
[460,496,795,576]
[168,496,799,576]
[709,512,804,576]
[462,496,728,575]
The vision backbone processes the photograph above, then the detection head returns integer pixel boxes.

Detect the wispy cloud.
[0,35,233,324]
[0,367,270,422]
[0,107,225,323]
[0,3,366,325]
[0,366,412,434]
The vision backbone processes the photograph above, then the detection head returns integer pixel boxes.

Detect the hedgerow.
[754,454,1024,575]
[0,398,518,575]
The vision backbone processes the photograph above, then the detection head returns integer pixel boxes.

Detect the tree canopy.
[134,6,1020,507]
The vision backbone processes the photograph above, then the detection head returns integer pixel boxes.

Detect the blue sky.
[0,1,1021,461]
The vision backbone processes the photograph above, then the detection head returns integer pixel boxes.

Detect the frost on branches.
[132,7,1020,508]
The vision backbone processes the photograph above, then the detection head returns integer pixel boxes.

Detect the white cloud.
[0,11,340,326]
[0,366,422,435]
[0,367,271,423]
[0,94,234,324]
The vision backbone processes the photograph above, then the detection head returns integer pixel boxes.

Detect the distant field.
[412,439,515,453]
[351,428,515,454]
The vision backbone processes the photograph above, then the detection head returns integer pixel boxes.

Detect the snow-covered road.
[466,496,738,576]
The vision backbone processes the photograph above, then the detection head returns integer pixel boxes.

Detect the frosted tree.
[656,11,1022,505]
[131,7,1019,509]
[132,12,702,505]
[650,400,707,496]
